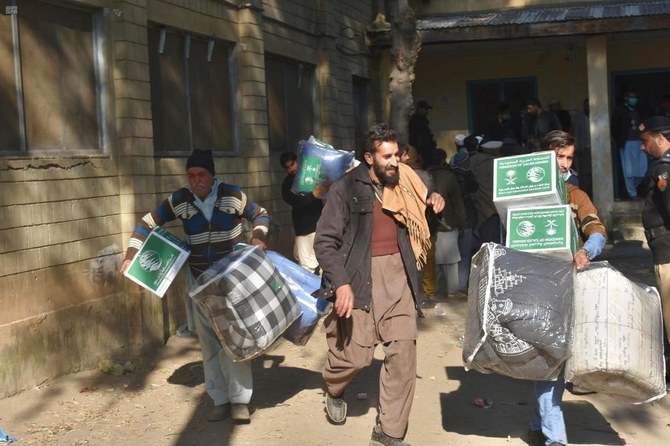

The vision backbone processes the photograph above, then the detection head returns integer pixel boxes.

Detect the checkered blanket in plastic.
[189,245,301,361]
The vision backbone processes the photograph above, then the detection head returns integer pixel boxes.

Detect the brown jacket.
[567,183,607,244]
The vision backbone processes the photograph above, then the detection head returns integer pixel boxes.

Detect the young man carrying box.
[527,130,607,446]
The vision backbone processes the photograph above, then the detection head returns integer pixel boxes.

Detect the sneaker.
[231,403,251,424]
[325,392,347,424]
[526,429,546,446]
[369,425,410,446]
[207,403,231,422]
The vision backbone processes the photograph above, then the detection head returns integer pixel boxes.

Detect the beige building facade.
[3,0,670,398]
[0,0,378,397]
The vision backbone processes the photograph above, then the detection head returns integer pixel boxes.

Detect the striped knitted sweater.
[125,181,270,275]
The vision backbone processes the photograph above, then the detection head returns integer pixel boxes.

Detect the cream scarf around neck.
[381,163,431,269]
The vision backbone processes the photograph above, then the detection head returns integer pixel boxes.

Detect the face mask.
[562,171,571,181]
[627,97,638,107]
[500,113,511,120]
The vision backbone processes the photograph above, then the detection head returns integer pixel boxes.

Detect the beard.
[373,162,399,186]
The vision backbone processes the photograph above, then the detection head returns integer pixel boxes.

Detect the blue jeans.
[531,376,567,445]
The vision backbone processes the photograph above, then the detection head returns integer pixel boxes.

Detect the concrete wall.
[0,0,377,398]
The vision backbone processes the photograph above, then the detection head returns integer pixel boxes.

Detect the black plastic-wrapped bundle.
[463,243,574,380]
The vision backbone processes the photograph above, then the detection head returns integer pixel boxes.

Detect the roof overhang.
[368,1,670,46]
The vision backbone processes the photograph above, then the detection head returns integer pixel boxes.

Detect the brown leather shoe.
[207,403,231,422]
[231,403,251,424]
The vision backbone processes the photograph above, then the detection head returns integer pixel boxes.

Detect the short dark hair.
[540,130,575,152]
[363,123,397,156]
[397,143,410,158]
[526,98,542,108]
[279,151,297,168]
[463,134,480,152]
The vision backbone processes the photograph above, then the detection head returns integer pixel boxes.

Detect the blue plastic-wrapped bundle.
[265,250,331,345]
[292,136,355,195]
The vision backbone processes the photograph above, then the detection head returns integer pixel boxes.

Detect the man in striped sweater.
[121,149,269,424]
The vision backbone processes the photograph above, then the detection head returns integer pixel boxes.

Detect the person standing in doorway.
[409,100,437,166]
[611,91,648,200]
[522,98,562,151]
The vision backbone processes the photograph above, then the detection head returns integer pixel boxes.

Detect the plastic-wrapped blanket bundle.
[565,262,666,403]
[463,243,574,380]
[265,250,331,345]
[189,245,301,362]
[292,136,355,195]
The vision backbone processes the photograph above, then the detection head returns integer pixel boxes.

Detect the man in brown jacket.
[527,130,607,446]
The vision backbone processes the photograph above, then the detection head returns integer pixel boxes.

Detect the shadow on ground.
[440,366,627,445]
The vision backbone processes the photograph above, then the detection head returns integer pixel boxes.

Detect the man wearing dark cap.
[639,116,670,372]
[409,100,437,166]
[120,149,270,423]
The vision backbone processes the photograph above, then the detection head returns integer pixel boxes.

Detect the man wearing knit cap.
[121,149,270,423]
[639,116,670,382]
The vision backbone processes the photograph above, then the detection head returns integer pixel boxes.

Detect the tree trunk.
[388,0,421,143]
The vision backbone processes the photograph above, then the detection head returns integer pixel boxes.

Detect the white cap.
[454,134,466,146]
[481,140,503,150]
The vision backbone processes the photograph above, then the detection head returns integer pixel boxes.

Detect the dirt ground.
[3,241,670,446]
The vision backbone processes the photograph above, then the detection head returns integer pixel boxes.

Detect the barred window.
[147,25,236,155]
[265,54,314,152]
[0,0,104,154]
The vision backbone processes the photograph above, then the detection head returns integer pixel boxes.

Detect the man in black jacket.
[280,151,326,273]
[639,116,670,380]
[314,124,444,446]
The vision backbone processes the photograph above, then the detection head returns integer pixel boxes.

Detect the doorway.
[467,77,537,139]
[611,69,670,199]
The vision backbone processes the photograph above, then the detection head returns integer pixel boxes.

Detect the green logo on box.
[297,156,322,192]
[508,207,569,250]
[495,153,554,198]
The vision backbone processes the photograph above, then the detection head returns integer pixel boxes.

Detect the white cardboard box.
[505,205,578,261]
[493,151,567,218]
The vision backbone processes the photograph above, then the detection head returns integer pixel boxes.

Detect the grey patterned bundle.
[189,245,302,361]
[463,243,574,380]
[566,262,666,403]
